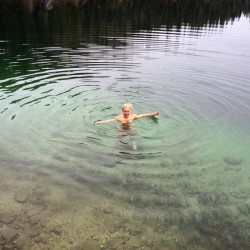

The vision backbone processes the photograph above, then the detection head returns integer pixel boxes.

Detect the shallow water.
[0,1,250,249]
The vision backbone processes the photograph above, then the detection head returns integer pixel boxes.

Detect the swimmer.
[95,103,160,124]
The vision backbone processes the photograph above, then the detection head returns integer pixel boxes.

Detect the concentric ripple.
[0,16,250,227]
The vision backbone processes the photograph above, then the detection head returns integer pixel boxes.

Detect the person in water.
[95,103,160,124]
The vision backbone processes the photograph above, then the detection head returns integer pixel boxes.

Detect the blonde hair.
[122,103,133,110]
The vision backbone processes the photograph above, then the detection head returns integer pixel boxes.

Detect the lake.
[0,0,250,249]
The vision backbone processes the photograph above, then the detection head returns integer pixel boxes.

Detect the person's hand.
[154,111,160,116]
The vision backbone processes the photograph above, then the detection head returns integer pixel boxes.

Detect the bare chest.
[117,116,134,123]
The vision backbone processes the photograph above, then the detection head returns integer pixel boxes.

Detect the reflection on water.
[0,0,250,249]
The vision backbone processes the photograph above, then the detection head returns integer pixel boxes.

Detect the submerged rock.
[14,191,29,203]
[223,156,241,165]
[26,207,44,218]
[0,227,19,244]
[53,152,69,162]
[126,237,141,248]
[49,225,62,235]
[160,159,171,168]
[107,238,125,249]
[0,214,16,225]
[81,239,100,250]
[15,237,27,249]
[103,159,117,168]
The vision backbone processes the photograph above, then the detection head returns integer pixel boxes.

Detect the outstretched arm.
[134,111,160,119]
[94,118,116,124]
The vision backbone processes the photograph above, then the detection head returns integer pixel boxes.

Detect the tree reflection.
[1,0,250,29]
[0,0,250,79]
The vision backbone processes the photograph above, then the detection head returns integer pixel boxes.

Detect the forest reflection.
[1,0,250,78]
[1,0,250,30]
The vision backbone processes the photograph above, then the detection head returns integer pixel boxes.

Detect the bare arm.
[94,118,116,124]
[134,111,160,119]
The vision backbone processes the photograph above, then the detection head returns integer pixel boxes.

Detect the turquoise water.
[0,1,250,249]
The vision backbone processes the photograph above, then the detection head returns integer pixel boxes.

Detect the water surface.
[0,1,250,249]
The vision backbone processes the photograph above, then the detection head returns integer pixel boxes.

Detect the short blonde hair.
[122,103,133,110]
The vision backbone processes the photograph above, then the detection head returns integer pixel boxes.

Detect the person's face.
[122,107,131,118]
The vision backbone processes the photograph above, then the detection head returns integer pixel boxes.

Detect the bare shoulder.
[115,115,123,121]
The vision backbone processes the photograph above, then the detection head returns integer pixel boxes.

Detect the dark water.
[0,1,250,249]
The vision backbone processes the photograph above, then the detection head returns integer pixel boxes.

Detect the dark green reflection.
[1,0,250,46]
[1,0,250,30]
[1,0,250,86]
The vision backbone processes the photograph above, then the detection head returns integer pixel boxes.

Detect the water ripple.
[0,16,250,226]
